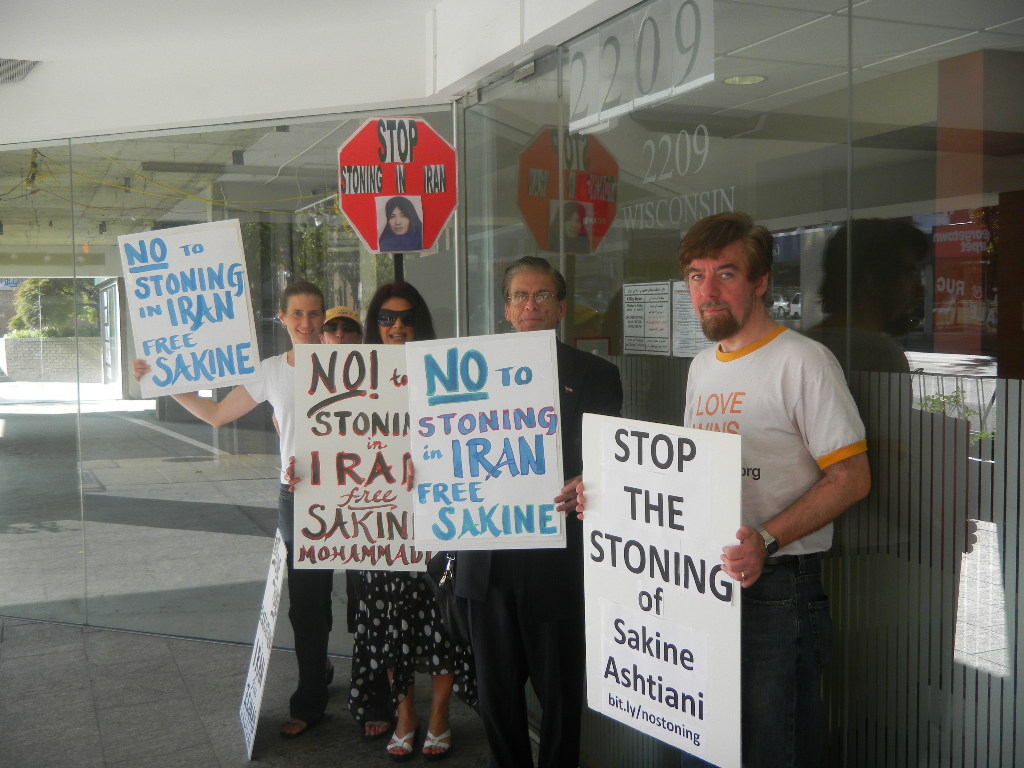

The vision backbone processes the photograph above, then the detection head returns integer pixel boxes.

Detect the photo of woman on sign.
[547,200,591,254]
[378,196,424,252]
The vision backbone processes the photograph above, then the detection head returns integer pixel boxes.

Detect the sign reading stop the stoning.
[338,117,458,253]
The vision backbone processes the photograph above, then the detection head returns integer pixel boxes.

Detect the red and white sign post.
[338,117,458,253]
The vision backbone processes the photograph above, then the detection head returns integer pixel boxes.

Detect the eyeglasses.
[378,308,416,327]
[506,291,556,306]
[322,322,339,333]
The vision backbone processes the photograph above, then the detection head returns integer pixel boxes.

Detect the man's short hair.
[501,256,567,300]
[678,212,774,283]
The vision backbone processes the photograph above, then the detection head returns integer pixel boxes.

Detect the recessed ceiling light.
[724,75,765,85]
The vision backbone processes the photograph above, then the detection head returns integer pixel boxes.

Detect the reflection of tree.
[294,222,329,287]
[919,388,996,444]
[238,219,391,335]
[7,278,99,336]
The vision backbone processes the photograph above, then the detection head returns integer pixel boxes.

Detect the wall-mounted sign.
[517,127,619,254]
[338,117,457,253]
[119,219,260,398]
[933,221,990,354]
[567,0,715,134]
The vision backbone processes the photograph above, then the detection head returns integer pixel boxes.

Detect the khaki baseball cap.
[325,306,360,324]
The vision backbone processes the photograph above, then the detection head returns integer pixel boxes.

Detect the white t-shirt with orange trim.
[684,326,867,555]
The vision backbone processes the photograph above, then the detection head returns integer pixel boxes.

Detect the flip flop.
[280,718,314,739]
[386,725,420,762]
[423,728,453,761]
[363,720,394,741]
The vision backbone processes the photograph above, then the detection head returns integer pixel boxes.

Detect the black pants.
[468,554,585,768]
[280,485,334,724]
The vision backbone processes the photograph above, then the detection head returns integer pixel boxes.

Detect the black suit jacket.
[455,341,623,621]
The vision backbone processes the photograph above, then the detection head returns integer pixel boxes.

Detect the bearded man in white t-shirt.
[679,212,871,768]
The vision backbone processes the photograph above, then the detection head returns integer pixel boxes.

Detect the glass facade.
[2,0,1024,764]
[0,110,455,657]
[460,1,1024,765]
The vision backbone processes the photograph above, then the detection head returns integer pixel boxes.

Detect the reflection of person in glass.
[549,201,591,254]
[378,196,424,252]
[805,219,928,374]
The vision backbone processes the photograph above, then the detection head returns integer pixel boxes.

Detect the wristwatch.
[756,526,780,556]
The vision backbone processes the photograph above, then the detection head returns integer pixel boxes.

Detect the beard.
[700,309,742,341]
[699,293,759,342]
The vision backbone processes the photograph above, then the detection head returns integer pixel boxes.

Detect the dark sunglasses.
[378,308,416,327]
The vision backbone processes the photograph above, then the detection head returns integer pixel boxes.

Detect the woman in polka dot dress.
[348,282,476,762]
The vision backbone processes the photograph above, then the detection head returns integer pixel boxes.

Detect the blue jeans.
[742,553,832,768]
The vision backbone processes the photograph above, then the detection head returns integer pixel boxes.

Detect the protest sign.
[292,344,428,571]
[407,330,565,551]
[119,219,260,398]
[338,117,457,253]
[582,414,741,768]
[239,530,287,759]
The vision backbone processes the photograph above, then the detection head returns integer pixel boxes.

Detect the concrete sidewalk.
[0,616,490,768]
[0,381,494,766]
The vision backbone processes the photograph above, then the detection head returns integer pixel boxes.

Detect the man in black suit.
[456,256,623,768]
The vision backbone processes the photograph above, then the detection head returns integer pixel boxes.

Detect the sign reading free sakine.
[119,219,260,398]
[338,117,457,254]
[406,330,565,552]
[292,344,430,572]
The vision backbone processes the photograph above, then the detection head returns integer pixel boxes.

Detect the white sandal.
[423,729,452,761]
[387,726,419,762]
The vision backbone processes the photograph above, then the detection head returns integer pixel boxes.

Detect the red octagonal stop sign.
[338,117,457,253]
[517,127,619,254]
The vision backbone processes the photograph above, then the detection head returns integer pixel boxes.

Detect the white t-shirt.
[684,326,867,555]
[244,352,293,485]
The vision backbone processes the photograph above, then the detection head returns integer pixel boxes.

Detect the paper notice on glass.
[623,281,672,356]
[672,280,715,357]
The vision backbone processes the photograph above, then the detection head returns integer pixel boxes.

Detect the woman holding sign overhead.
[350,281,474,762]
[133,281,336,740]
